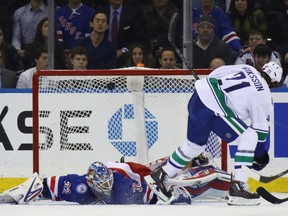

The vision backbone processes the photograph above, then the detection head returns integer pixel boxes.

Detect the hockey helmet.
[86,161,114,199]
[262,61,283,83]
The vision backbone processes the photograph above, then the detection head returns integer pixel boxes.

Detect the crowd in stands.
[0,0,288,89]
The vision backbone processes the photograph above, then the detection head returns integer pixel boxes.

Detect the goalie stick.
[242,165,288,183]
[256,187,288,204]
[168,12,199,80]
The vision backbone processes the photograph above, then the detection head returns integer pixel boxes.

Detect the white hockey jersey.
[195,65,271,141]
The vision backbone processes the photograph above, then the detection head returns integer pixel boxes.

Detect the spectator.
[263,0,288,54]
[0,26,23,73]
[195,0,227,10]
[104,0,149,68]
[12,0,47,57]
[125,43,149,67]
[192,0,242,54]
[70,46,88,70]
[0,0,28,44]
[253,44,284,85]
[229,0,268,47]
[23,17,66,70]
[17,46,48,88]
[262,0,288,75]
[193,15,233,68]
[77,10,116,69]
[82,0,108,8]
[159,48,178,69]
[0,50,17,88]
[124,0,155,12]
[253,44,272,70]
[57,46,88,89]
[235,30,281,66]
[55,0,67,8]
[55,0,95,50]
[142,0,181,66]
[209,57,225,69]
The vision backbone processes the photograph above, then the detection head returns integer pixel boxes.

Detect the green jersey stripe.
[171,151,190,166]
[208,78,237,118]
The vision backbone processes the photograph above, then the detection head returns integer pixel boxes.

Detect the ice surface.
[1,195,288,216]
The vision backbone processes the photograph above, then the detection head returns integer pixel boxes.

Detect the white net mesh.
[33,69,221,175]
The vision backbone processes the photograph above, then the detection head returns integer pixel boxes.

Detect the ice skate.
[227,180,260,206]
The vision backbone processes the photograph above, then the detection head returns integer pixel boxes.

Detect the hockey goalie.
[0,154,230,205]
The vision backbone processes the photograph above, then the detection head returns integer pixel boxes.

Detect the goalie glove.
[3,173,43,204]
[252,142,270,171]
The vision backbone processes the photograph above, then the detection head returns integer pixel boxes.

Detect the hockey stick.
[257,187,288,204]
[168,12,199,80]
[0,106,8,123]
[242,165,288,183]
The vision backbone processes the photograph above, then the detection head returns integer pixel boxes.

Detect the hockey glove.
[252,142,270,171]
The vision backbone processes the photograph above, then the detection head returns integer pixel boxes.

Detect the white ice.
[1,195,288,216]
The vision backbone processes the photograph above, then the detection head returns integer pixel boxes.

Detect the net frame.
[32,68,227,174]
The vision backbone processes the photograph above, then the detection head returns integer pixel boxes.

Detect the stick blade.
[257,187,282,204]
[242,165,288,183]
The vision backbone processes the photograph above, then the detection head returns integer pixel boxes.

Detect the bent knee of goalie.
[237,128,258,151]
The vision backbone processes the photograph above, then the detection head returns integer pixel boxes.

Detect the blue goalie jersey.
[42,162,153,204]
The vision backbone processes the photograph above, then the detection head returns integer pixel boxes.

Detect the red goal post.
[32,68,227,176]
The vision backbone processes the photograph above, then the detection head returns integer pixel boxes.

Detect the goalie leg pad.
[168,168,217,187]
[3,173,43,204]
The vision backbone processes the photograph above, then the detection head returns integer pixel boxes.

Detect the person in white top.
[17,47,48,88]
[145,62,283,206]
[235,30,281,67]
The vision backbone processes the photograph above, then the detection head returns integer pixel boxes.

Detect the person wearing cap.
[192,0,242,54]
[193,15,233,69]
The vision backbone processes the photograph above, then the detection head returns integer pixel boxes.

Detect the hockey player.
[1,159,230,205]
[145,62,283,206]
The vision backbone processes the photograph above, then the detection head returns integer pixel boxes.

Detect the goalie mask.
[261,61,283,87]
[86,161,114,199]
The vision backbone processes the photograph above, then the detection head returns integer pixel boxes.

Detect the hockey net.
[32,68,226,176]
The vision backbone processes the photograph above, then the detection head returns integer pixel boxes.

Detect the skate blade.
[227,196,261,206]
